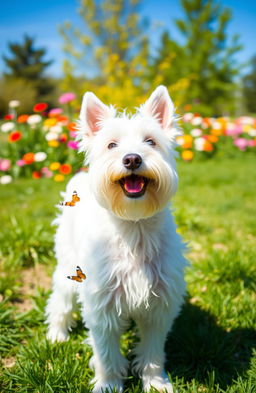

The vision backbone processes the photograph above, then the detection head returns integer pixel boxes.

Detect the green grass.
[1,155,256,393]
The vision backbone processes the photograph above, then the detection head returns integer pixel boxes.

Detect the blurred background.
[0,0,255,115]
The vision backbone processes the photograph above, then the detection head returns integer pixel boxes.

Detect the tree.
[242,56,256,114]
[152,0,242,115]
[3,35,54,100]
[59,0,150,108]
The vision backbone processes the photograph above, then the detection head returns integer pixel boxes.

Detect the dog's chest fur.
[87,213,169,314]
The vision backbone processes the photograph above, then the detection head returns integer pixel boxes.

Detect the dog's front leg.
[87,319,129,393]
[133,307,176,393]
[45,268,77,342]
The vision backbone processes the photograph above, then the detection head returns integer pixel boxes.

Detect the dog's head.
[78,85,180,221]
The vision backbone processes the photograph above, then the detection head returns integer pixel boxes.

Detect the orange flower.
[210,128,223,136]
[33,102,48,112]
[181,150,194,161]
[67,122,77,132]
[23,152,35,164]
[8,131,22,143]
[59,163,72,175]
[54,174,65,182]
[207,135,219,143]
[182,134,193,149]
[32,171,41,179]
[57,115,69,125]
[17,114,29,123]
[203,141,214,152]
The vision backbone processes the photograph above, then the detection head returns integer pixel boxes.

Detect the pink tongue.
[124,176,144,193]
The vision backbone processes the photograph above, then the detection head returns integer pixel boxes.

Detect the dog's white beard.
[89,158,178,221]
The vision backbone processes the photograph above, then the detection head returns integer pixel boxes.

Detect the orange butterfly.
[60,191,80,207]
[67,266,86,282]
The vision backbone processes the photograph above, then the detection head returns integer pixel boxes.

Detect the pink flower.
[67,140,79,150]
[226,125,242,136]
[49,108,63,117]
[0,158,11,171]
[69,131,77,138]
[58,92,76,104]
[16,159,26,167]
[247,140,255,147]
[234,138,248,151]
[41,167,53,178]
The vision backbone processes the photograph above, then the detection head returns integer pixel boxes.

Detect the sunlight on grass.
[1,156,256,392]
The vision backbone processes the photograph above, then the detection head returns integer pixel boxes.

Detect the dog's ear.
[142,85,175,129]
[80,92,114,136]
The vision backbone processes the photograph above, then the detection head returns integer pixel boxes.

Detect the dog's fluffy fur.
[46,86,188,393]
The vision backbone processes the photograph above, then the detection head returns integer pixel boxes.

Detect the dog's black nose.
[122,154,142,170]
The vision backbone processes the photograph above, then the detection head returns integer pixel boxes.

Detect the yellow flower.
[54,174,65,182]
[181,150,194,161]
[48,140,59,147]
[44,118,58,127]
[49,162,60,171]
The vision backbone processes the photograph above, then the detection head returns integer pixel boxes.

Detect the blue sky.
[0,0,255,77]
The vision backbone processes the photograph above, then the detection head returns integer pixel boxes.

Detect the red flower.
[59,134,68,143]
[33,103,48,112]
[32,171,41,179]
[4,114,14,120]
[59,164,72,175]
[8,131,22,143]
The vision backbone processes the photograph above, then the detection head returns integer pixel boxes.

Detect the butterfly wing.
[67,275,82,282]
[76,266,86,280]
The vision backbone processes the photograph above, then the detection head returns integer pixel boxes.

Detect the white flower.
[1,122,15,133]
[194,137,205,151]
[183,113,193,122]
[50,125,63,134]
[27,114,42,125]
[9,100,20,108]
[34,152,47,162]
[45,132,59,141]
[191,116,202,126]
[212,121,222,130]
[0,175,12,184]
[238,116,254,125]
[176,137,184,146]
[190,128,202,137]
[248,128,256,137]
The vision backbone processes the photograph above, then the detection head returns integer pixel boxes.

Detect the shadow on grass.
[165,301,256,389]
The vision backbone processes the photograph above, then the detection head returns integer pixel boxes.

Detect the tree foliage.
[3,35,54,101]
[152,0,242,115]
[60,0,151,108]
[243,56,256,114]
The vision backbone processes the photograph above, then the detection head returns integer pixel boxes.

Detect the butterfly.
[60,191,80,207]
[67,266,86,282]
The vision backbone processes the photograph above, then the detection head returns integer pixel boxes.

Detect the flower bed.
[0,97,256,184]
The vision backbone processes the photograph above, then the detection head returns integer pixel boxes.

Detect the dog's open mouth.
[119,174,149,198]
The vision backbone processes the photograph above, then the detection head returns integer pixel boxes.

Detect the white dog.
[46,85,188,393]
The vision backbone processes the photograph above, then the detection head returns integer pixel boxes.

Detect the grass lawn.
[1,155,256,393]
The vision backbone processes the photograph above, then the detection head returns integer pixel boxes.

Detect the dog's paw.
[143,375,174,393]
[92,380,123,393]
[46,327,69,343]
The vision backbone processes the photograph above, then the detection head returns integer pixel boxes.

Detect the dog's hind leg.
[45,267,78,342]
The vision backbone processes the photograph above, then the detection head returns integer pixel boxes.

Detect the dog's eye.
[145,138,156,146]
[108,142,118,149]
